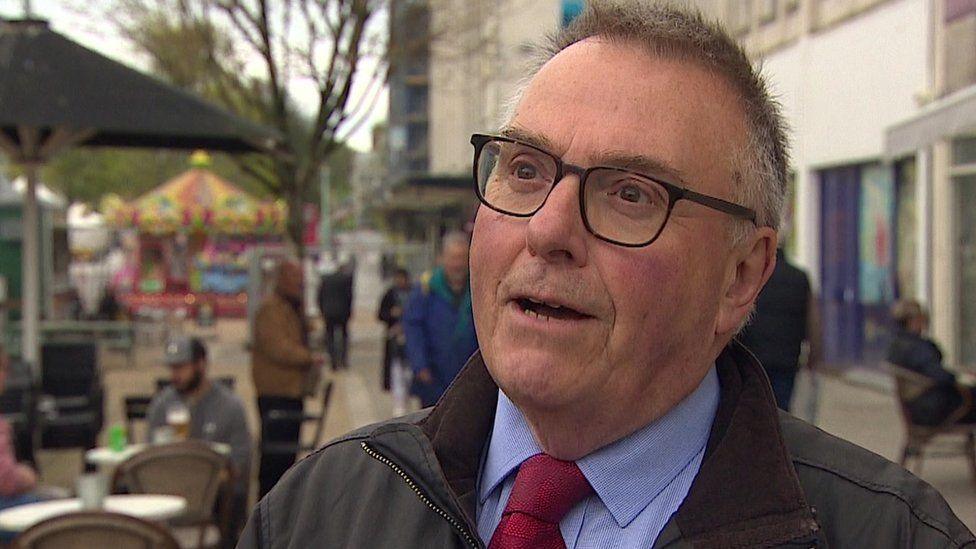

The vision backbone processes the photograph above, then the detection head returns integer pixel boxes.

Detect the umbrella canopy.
[0,18,280,374]
[0,19,278,152]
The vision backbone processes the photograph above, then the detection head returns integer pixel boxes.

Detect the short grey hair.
[508,2,789,240]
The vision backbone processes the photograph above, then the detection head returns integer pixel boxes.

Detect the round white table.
[0,494,187,532]
[85,442,232,467]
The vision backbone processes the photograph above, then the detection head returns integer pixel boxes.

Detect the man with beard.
[147,336,252,546]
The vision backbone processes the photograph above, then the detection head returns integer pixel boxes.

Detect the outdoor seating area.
[886,362,976,485]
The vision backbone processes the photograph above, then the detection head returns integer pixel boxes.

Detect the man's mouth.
[514,297,591,321]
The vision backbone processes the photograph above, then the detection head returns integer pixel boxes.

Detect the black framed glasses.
[470,133,757,247]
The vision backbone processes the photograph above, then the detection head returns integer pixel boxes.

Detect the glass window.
[957,174,976,365]
[952,135,976,166]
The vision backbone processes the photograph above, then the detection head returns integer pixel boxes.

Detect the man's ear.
[715,227,778,336]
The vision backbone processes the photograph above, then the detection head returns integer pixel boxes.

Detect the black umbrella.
[0,18,281,374]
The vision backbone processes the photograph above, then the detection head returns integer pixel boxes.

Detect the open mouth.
[514,297,591,321]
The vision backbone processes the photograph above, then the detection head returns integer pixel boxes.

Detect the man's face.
[170,360,205,395]
[442,243,470,290]
[470,40,753,421]
[394,273,410,290]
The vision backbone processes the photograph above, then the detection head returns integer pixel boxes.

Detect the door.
[820,166,862,366]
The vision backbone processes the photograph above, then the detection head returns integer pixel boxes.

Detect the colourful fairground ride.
[102,152,287,318]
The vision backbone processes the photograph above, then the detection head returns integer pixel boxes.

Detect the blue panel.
[819,165,862,367]
[562,0,584,27]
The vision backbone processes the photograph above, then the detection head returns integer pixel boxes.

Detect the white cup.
[76,473,106,510]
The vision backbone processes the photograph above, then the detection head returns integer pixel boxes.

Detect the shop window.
[956,174,976,364]
[951,135,976,166]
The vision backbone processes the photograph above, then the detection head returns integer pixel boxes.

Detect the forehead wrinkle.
[499,124,687,185]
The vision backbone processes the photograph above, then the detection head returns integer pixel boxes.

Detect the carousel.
[102,152,286,317]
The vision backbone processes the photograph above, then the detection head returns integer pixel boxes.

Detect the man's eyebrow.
[597,152,686,185]
[499,126,555,152]
[499,126,686,185]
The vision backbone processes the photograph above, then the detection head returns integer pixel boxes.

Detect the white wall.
[759,0,931,280]
[429,0,560,175]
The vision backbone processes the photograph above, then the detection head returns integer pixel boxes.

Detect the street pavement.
[39,313,976,533]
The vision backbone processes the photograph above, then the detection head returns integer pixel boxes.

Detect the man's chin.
[485,347,583,412]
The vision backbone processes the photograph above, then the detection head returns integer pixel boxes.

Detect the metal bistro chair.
[885,362,976,483]
[261,381,334,459]
[12,511,179,549]
[112,441,231,549]
[123,395,154,443]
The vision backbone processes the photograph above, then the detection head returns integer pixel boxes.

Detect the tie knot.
[505,453,593,524]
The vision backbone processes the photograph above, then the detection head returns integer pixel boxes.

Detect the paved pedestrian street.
[37,315,975,533]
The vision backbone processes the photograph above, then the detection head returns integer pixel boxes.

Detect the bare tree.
[102,0,389,257]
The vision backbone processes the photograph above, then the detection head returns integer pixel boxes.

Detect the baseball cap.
[164,336,194,366]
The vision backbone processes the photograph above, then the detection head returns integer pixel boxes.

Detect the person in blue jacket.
[404,231,479,407]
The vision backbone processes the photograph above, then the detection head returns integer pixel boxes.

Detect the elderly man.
[240,4,974,548]
[403,231,479,407]
[251,260,323,498]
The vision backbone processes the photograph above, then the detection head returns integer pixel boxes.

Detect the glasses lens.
[583,168,670,245]
[477,139,557,215]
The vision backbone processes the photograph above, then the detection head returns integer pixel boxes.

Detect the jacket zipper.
[361,441,480,548]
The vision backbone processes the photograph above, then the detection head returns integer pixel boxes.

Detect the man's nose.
[525,175,588,267]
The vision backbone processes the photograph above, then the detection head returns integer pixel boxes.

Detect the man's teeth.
[522,307,550,321]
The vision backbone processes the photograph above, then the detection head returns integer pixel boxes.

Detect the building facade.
[386,0,578,244]
[687,0,975,368]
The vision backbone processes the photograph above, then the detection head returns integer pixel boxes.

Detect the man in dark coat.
[317,259,354,371]
[240,4,973,547]
[377,267,412,390]
[737,247,822,410]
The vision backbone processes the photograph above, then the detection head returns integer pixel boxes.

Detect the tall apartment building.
[684,0,976,368]
[386,0,581,242]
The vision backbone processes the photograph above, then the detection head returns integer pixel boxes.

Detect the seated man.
[147,336,252,545]
[887,299,976,426]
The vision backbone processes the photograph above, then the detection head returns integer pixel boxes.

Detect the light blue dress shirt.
[476,367,720,548]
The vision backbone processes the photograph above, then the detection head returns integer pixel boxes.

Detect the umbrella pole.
[21,162,40,382]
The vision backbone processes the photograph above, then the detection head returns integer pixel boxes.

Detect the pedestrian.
[377,267,412,391]
[251,260,323,498]
[403,232,479,408]
[147,336,252,546]
[887,299,976,426]
[317,259,354,371]
[737,246,822,410]
[240,4,974,547]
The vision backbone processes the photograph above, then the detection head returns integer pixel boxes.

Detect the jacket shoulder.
[779,412,974,547]
[243,411,435,548]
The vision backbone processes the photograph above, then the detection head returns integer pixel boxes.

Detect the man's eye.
[515,162,538,180]
[614,185,648,203]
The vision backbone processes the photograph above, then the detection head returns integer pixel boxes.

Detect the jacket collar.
[415,342,819,546]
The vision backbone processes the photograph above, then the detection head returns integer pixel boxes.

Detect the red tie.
[488,453,593,549]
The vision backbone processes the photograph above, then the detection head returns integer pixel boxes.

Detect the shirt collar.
[479,366,720,528]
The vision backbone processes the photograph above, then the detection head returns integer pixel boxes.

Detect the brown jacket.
[251,292,314,399]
